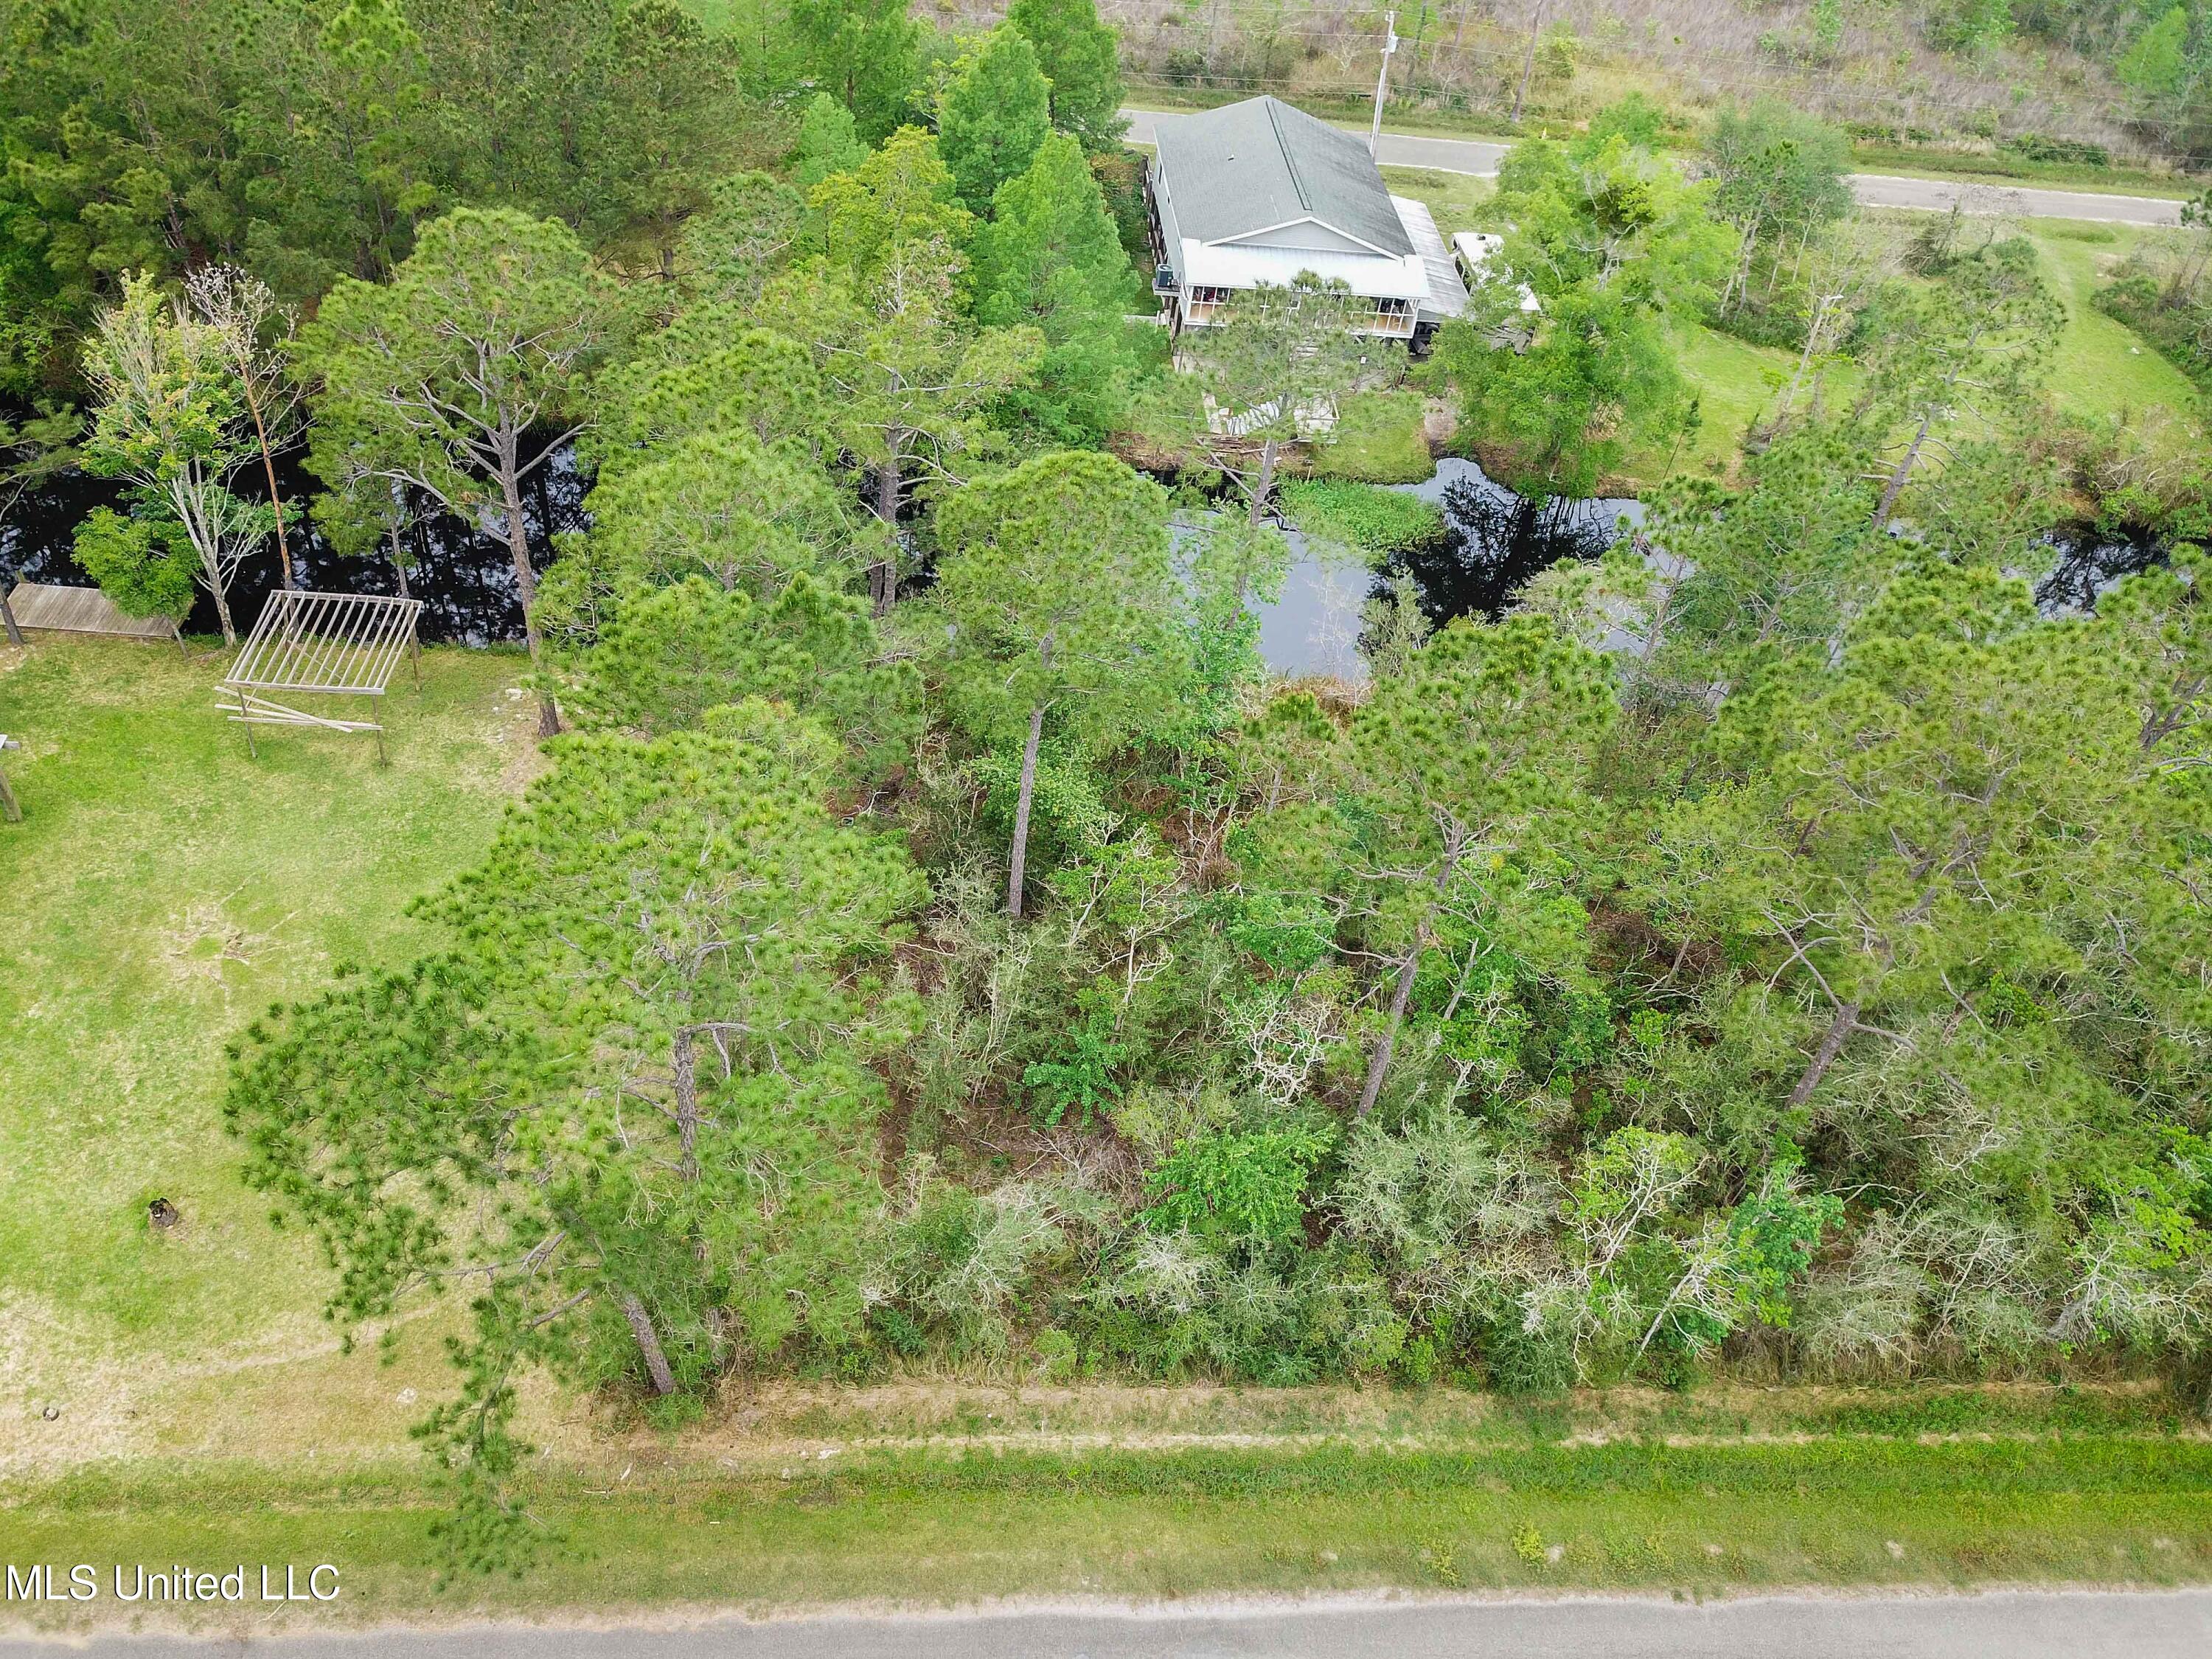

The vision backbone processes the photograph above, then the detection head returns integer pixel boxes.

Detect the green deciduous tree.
[1702,101,1854,324]
[70,507,195,625]
[1007,0,1127,152]
[811,125,975,296]
[937,28,1054,215]
[185,265,305,589]
[1432,127,1729,494]
[787,0,923,141]
[80,274,272,646]
[299,207,620,733]
[793,93,870,191]
[973,132,1147,444]
[933,450,1191,915]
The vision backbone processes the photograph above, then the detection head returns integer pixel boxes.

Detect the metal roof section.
[1451,230,1543,314]
[1152,96,1416,258]
[1179,241,1427,299]
[1392,195,1470,322]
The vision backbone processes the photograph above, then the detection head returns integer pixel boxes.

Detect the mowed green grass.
[1630,221,2204,487]
[0,639,536,1401]
[2027,220,2207,423]
[7,1430,2212,1628]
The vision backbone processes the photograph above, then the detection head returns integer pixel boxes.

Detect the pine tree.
[933,450,1191,915]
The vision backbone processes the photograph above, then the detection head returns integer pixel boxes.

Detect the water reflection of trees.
[1382,477,1627,627]
[7,436,588,644]
[2034,526,2165,615]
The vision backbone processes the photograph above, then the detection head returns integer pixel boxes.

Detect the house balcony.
[1180,291,1418,338]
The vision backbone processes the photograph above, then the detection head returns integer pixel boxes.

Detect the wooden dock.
[4,582,181,642]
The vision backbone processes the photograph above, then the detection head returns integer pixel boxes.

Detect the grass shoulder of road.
[1847,144,2204,201]
[0,638,542,1458]
[5,1397,2211,1631]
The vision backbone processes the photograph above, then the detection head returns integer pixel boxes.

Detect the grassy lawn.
[1373,189,2208,490]
[1379,164,1496,237]
[1310,389,1436,483]
[1614,220,2205,490]
[2023,220,2208,428]
[7,1412,2211,1629]
[0,638,541,1458]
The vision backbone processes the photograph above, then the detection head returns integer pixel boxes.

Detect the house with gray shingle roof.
[1144,96,1467,349]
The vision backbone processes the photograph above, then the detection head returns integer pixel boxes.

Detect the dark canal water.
[1,446,2170,677]
[0,438,585,646]
[1257,457,2168,680]
[1256,458,1642,679]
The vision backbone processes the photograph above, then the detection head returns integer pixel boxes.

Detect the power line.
[1101,0,2205,147]
[1119,61,2212,163]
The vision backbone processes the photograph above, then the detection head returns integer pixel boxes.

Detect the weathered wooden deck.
[4,582,180,641]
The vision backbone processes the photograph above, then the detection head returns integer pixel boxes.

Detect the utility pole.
[1368,10,1399,157]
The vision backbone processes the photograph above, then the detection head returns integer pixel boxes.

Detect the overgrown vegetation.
[5,0,2212,1590]
[2097,188,2212,391]
[1279,478,1447,554]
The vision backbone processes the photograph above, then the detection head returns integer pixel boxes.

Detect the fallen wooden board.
[5,581,181,642]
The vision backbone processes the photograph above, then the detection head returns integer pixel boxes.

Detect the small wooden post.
[0,735,22,824]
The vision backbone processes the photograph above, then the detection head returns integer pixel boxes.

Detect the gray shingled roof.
[1153,97,1414,257]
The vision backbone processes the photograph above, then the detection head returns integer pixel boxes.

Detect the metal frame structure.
[218,589,422,760]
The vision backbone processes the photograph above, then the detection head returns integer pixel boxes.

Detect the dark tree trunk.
[1787,1001,1860,1107]
[1356,942,1425,1119]
[1249,435,1279,527]
[244,381,293,588]
[672,1026,700,1183]
[1356,839,1464,1118]
[496,436,560,737]
[1,587,21,647]
[1872,413,1930,532]
[617,1290,678,1396]
[1512,0,1547,123]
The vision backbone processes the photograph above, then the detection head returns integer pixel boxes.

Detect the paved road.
[1121,107,2187,224]
[8,1591,2212,1658]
